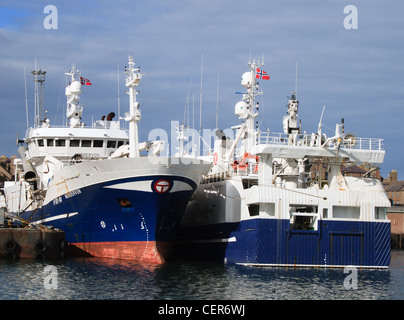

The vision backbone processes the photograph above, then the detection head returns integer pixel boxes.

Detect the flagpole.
[295,62,298,97]
[24,66,29,129]
[199,53,203,156]
[117,64,121,122]
[192,94,195,156]
[216,72,219,129]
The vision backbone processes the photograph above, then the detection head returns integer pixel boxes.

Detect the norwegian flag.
[80,76,92,85]
[256,68,270,80]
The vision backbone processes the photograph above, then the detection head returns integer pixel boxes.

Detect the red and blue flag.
[256,68,270,80]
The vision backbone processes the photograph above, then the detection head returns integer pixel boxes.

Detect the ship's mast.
[125,54,143,158]
[65,65,83,128]
[235,58,263,154]
[283,62,301,145]
[283,92,300,145]
[31,66,47,128]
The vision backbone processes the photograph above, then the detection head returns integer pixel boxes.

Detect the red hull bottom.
[67,241,172,264]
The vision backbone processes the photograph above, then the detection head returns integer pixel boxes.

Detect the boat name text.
[53,189,82,205]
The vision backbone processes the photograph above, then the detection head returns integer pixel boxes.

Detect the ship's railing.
[256,132,384,151]
[235,163,259,176]
[229,149,260,176]
[26,120,124,131]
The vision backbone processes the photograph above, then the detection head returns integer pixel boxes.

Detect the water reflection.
[0,251,402,300]
[154,261,230,299]
[232,266,392,300]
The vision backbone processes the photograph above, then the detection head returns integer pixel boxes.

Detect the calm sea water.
[0,250,403,301]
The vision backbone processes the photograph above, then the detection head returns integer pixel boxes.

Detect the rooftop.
[385,181,404,192]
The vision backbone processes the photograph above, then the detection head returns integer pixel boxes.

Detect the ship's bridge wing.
[251,132,385,164]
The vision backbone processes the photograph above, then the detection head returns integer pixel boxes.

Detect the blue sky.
[0,0,403,179]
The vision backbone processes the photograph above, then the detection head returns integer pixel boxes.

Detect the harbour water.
[0,250,403,301]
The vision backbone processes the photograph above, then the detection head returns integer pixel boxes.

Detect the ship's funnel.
[17,146,37,183]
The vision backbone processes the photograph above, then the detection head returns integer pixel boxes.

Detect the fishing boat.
[2,55,211,263]
[175,58,391,268]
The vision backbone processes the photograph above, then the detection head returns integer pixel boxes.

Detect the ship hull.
[21,157,210,264]
[175,218,391,268]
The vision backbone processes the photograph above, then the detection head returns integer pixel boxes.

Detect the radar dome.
[235,101,248,118]
[70,80,82,95]
[241,71,254,88]
[65,86,71,96]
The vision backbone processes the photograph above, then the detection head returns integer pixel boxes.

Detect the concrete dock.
[0,210,66,259]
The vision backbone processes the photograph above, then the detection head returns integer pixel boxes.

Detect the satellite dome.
[241,71,254,88]
[70,80,82,95]
[235,100,248,118]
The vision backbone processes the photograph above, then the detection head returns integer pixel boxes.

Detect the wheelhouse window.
[82,140,91,147]
[47,139,54,147]
[37,139,44,147]
[55,139,66,147]
[93,140,103,148]
[70,139,80,147]
[107,140,116,148]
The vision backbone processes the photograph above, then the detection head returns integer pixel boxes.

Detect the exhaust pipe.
[17,146,37,183]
